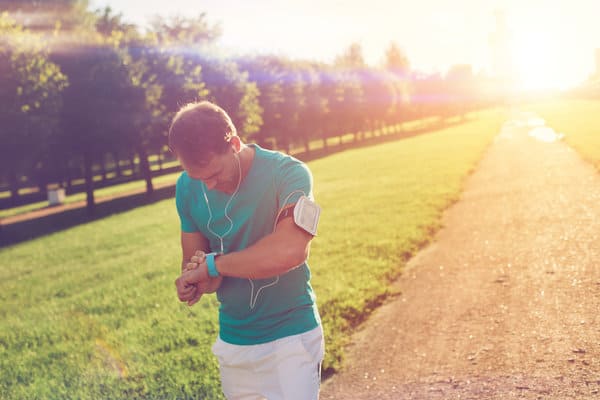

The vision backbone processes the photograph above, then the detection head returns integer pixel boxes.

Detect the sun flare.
[512,32,577,91]
[509,7,585,91]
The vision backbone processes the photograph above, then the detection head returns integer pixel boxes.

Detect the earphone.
[201,150,242,254]
[200,149,310,309]
[248,189,312,309]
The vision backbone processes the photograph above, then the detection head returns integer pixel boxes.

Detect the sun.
[512,32,577,91]
[509,8,583,92]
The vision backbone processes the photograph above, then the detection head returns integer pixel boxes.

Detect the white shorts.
[211,326,325,400]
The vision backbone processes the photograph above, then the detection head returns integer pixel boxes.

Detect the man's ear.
[229,136,242,153]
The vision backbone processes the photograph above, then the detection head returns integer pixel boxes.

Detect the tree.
[445,64,476,119]
[141,16,214,184]
[150,14,262,140]
[94,8,169,196]
[334,42,367,69]
[94,6,137,38]
[333,44,368,139]
[384,42,410,79]
[0,0,96,32]
[239,56,286,148]
[411,72,446,120]
[317,68,346,146]
[278,63,306,153]
[199,56,262,139]
[357,68,397,134]
[296,62,328,152]
[383,42,412,125]
[53,40,141,214]
[0,13,67,205]
[149,13,222,47]
[384,72,410,126]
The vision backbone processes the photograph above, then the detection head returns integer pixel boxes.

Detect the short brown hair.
[168,101,237,166]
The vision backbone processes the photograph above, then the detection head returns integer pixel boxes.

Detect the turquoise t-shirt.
[175,144,321,345]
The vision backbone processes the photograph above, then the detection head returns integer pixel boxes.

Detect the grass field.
[526,99,600,171]
[0,110,503,399]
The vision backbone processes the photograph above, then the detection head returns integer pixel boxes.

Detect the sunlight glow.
[89,0,598,90]
[510,7,585,91]
[512,32,578,91]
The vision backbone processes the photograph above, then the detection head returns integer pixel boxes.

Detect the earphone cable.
[202,152,243,254]
[201,151,308,310]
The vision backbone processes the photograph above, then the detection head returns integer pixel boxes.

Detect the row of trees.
[0,0,491,212]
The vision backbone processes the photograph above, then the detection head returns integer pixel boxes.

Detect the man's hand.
[176,251,221,306]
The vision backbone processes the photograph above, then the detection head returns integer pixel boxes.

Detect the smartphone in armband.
[293,195,321,236]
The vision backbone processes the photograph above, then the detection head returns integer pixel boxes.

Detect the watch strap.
[206,252,220,277]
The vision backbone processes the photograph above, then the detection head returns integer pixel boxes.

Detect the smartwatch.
[205,252,221,278]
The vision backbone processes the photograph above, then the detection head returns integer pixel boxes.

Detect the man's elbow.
[282,243,310,270]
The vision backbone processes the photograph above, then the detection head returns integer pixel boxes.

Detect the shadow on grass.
[1,116,473,249]
[0,184,175,248]
[295,117,468,163]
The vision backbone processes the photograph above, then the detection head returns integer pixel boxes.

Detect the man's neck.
[238,144,255,181]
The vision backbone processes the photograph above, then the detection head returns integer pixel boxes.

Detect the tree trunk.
[60,159,68,189]
[157,146,163,170]
[100,157,107,182]
[137,146,154,195]
[66,162,72,192]
[113,151,122,177]
[129,151,136,175]
[36,176,47,198]
[83,152,95,215]
[65,162,73,193]
[8,168,19,207]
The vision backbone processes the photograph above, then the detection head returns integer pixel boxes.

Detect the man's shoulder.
[175,171,202,197]
[253,144,307,169]
[176,171,190,186]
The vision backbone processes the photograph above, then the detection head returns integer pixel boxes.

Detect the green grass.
[0,110,503,399]
[0,186,39,199]
[526,98,600,171]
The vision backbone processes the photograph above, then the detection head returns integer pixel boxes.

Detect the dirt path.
[321,112,600,399]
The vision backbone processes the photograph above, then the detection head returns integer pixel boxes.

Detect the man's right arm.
[179,232,222,304]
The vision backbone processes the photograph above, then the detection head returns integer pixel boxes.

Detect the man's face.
[180,149,239,193]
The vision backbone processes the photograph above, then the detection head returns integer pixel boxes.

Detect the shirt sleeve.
[175,174,198,233]
[276,159,314,211]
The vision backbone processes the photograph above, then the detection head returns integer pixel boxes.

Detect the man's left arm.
[216,215,313,279]
[177,214,313,286]
[177,160,316,285]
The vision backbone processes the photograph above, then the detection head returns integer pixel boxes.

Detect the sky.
[91,0,600,90]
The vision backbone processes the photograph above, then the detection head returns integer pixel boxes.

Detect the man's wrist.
[206,252,221,277]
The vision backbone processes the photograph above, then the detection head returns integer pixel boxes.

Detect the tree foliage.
[0,4,494,212]
[0,12,67,203]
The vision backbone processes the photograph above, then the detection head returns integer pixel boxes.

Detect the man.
[170,101,324,399]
